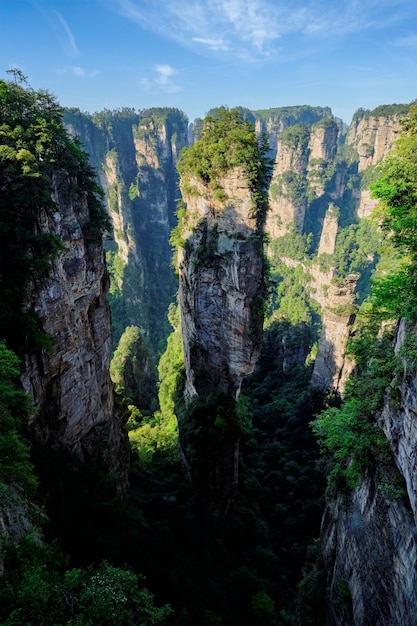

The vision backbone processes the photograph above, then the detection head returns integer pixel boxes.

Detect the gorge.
[1,74,416,625]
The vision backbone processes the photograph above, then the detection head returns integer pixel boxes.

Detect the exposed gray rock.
[21,172,129,489]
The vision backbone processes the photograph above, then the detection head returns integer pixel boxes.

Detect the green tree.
[177,106,273,217]
[370,104,417,319]
[0,74,110,355]
[110,325,155,410]
[0,342,37,496]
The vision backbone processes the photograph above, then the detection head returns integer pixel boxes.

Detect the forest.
[1,72,417,625]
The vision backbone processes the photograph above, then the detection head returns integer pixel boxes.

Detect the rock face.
[310,275,357,393]
[321,472,417,626]
[380,321,417,519]
[346,112,403,172]
[179,170,264,401]
[265,106,410,393]
[321,321,417,624]
[177,167,266,522]
[64,108,189,355]
[346,111,404,218]
[21,171,129,488]
[267,118,339,239]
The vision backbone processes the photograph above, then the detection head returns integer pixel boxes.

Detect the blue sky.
[1,0,416,124]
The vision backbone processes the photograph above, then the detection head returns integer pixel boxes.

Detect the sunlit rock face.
[179,170,264,401]
[266,117,339,239]
[21,172,129,489]
[346,113,403,172]
[310,275,357,394]
[64,108,189,352]
[346,112,404,218]
[177,168,266,522]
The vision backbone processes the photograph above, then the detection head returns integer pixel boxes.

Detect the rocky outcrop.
[253,105,333,156]
[379,321,417,518]
[267,118,339,239]
[310,275,357,392]
[64,108,189,355]
[317,204,339,256]
[178,170,264,401]
[177,165,267,522]
[321,320,417,624]
[346,112,403,172]
[21,171,129,488]
[321,472,417,626]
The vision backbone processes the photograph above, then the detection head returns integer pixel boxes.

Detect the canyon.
[1,77,415,624]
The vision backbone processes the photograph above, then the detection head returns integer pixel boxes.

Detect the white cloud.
[113,0,417,59]
[140,64,182,93]
[57,66,98,79]
[192,37,230,52]
[32,2,80,58]
[72,66,86,77]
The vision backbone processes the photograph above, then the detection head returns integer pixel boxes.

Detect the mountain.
[2,71,417,624]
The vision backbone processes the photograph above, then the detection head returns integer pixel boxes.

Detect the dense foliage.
[4,73,415,625]
[177,106,273,215]
[312,105,417,492]
[369,105,417,320]
[0,73,110,355]
[0,342,37,496]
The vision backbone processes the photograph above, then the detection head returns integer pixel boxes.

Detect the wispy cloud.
[114,0,284,59]
[140,64,182,93]
[54,10,79,58]
[113,0,417,60]
[57,66,98,78]
[192,37,230,52]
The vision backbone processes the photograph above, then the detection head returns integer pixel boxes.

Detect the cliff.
[21,171,129,486]
[267,117,339,239]
[64,107,189,363]
[310,275,357,392]
[266,104,410,394]
[175,109,270,522]
[0,80,131,565]
[321,320,417,625]
[178,169,265,402]
[321,471,417,625]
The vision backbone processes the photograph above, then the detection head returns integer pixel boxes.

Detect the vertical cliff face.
[379,321,417,520]
[346,110,404,172]
[21,171,129,486]
[175,109,270,522]
[129,110,189,347]
[177,170,267,522]
[310,276,357,392]
[267,118,339,239]
[64,108,189,357]
[321,472,417,626]
[178,170,265,402]
[266,105,411,393]
[253,105,333,155]
[346,108,405,219]
[321,322,417,624]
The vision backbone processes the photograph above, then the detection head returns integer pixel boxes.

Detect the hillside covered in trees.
[1,72,417,625]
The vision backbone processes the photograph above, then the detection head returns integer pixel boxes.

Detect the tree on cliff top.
[0,73,110,354]
[177,106,273,215]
